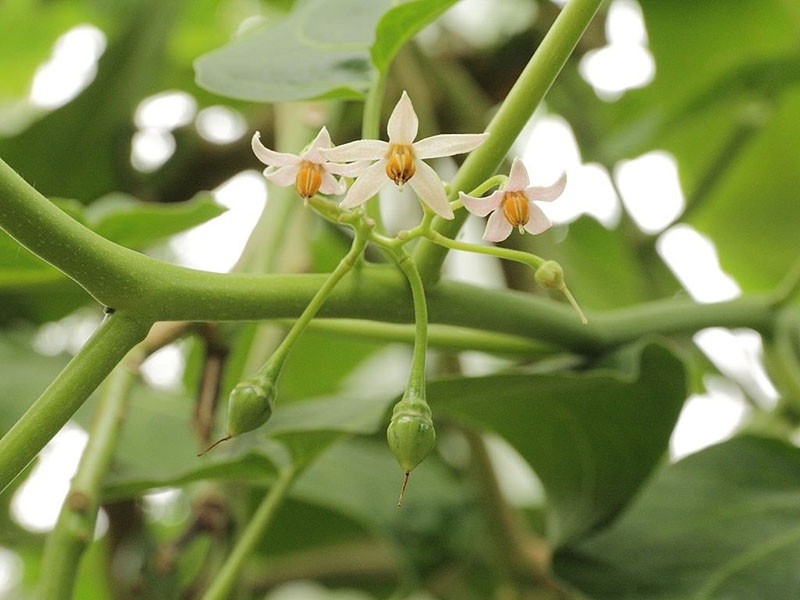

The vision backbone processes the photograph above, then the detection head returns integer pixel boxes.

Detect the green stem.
[38,344,145,600]
[361,70,388,230]
[256,224,371,382]
[200,466,299,600]
[413,0,605,283]
[0,312,150,494]
[390,249,428,398]
[425,231,544,270]
[769,254,800,308]
[277,319,553,357]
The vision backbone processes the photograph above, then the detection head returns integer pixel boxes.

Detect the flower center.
[501,191,529,233]
[295,161,323,198]
[385,143,416,187]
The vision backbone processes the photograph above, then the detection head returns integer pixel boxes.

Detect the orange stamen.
[501,191,529,231]
[385,144,416,187]
[295,161,323,198]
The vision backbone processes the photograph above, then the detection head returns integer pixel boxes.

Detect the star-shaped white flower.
[321,91,488,219]
[251,127,357,199]
[459,158,566,242]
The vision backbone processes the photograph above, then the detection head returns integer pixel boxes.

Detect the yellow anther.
[295,161,323,198]
[385,143,416,187]
[501,191,529,230]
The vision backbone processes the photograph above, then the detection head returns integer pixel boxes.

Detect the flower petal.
[413,133,488,159]
[251,132,300,167]
[264,164,299,187]
[387,91,419,144]
[483,209,513,242]
[319,171,345,195]
[522,204,552,235]
[408,160,453,219]
[460,190,503,217]
[326,160,372,178]
[302,127,334,162]
[524,172,567,202]
[322,139,387,162]
[506,157,530,190]
[340,161,388,209]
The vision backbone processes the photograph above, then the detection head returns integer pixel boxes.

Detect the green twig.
[0,313,151,494]
[37,345,145,600]
[390,249,429,398]
[200,466,299,600]
[413,0,605,283]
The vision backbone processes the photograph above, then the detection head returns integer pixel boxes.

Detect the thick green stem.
[200,467,298,600]
[413,0,605,283]
[0,313,150,494]
[38,345,145,600]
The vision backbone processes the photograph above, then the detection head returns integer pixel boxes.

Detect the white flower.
[251,127,357,199]
[322,91,488,219]
[459,158,566,242]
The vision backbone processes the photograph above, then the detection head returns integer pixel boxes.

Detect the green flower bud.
[535,260,565,290]
[226,378,275,437]
[386,396,436,474]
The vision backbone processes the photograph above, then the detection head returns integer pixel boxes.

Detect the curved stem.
[413,0,605,283]
[200,466,299,600]
[425,231,544,270]
[391,249,428,398]
[0,313,151,494]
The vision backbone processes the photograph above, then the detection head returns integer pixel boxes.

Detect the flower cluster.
[251,92,566,241]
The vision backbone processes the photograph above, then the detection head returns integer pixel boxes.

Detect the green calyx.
[387,394,436,474]
[226,378,276,437]
[535,260,565,290]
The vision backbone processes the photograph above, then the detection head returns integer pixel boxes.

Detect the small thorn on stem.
[397,471,411,508]
[197,434,231,457]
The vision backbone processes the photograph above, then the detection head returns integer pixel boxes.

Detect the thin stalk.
[361,70,388,230]
[391,249,428,398]
[425,231,544,270]
[413,0,605,283]
[0,313,151,494]
[256,224,371,381]
[200,466,299,600]
[38,345,145,600]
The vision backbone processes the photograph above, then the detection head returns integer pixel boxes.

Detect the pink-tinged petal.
[483,209,513,242]
[322,139,387,162]
[506,157,530,190]
[264,164,299,187]
[387,91,419,144]
[326,160,372,177]
[460,190,503,217]
[319,171,345,195]
[413,133,488,159]
[408,160,453,219]
[340,161,388,209]
[251,132,300,167]
[523,172,567,202]
[522,204,552,235]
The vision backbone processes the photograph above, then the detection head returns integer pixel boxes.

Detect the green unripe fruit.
[226,378,275,437]
[387,397,436,474]
[535,260,565,290]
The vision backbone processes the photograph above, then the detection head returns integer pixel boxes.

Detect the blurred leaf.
[432,340,687,544]
[556,435,800,600]
[86,192,225,249]
[370,0,458,74]
[194,0,392,102]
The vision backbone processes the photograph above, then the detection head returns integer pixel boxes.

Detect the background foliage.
[1,0,800,598]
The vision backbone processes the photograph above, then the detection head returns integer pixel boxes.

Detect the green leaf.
[432,340,687,544]
[370,0,459,74]
[86,192,225,250]
[194,0,392,102]
[555,435,800,600]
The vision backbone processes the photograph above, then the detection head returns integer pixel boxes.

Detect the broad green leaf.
[194,0,392,102]
[86,192,226,250]
[555,435,800,600]
[370,0,459,74]
[432,341,687,544]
